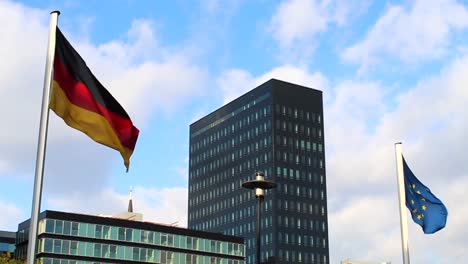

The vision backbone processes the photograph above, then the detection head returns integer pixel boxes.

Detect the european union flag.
[403,157,448,234]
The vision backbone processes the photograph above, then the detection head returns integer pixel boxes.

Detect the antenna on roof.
[128,187,133,213]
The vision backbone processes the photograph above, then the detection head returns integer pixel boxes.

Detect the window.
[45,220,54,233]
[53,239,61,253]
[140,248,148,262]
[126,229,133,241]
[44,239,53,253]
[95,225,102,239]
[161,234,168,245]
[70,241,77,255]
[63,221,71,235]
[133,247,140,261]
[62,240,70,254]
[118,227,125,241]
[54,221,63,234]
[93,243,101,257]
[71,222,79,236]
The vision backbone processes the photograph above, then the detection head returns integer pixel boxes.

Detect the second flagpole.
[395,142,410,264]
[26,10,60,264]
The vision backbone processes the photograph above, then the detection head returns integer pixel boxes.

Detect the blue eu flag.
[403,157,448,234]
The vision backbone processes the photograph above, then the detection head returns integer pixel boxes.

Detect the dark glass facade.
[16,210,245,264]
[0,230,16,253]
[188,79,329,264]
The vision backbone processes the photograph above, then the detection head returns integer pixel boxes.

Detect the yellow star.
[412,184,416,189]
[422,205,427,211]
[412,208,418,213]
[416,190,421,194]
[421,198,426,201]
[417,214,423,220]
[411,200,415,205]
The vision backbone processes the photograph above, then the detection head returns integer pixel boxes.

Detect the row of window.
[191,124,323,174]
[191,133,272,169]
[192,116,271,155]
[277,184,326,202]
[40,258,245,264]
[0,242,14,252]
[39,239,244,264]
[191,212,274,235]
[278,232,327,248]
[275,135,323,152]
[190,160,272,193]
[278,249,327,264]
[189,170,325,216]
[189,167,273,208]
[189,198,273,226]
[190,191,327,225]
[278,200,326,217]
[190,139,272,176]
[192,125,271,163]
[276,152,324,168]
[276,167,324,183]
[275,120,322,139]
[242,246,275,264]
[40,219,244,256]
[191,93,271,139]
[275,104,322,124]
[40,258,116,264]
[194,218,325,237]
[189,176,274,208]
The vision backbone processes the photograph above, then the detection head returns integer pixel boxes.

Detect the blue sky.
[1,0,468,263]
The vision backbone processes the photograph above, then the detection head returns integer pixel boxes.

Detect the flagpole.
[26,11,60,264]
[395,142,410,264]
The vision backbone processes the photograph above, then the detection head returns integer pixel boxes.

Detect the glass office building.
[188,79,329,264]
[0,230,16,253]
[16,210,245,264]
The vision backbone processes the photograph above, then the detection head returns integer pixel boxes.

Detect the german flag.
[50,27,139,171]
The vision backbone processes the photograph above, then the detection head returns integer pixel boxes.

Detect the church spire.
[128,187,133,213]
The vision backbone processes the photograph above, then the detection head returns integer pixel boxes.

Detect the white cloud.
[133,186,188,227]
[269,0,330,48]
[267,0,371,62]
[47,186,188,227]
[0,2,205,236]
[0,0,208,194]
[218,65,329,104]
[342,0,468,70]
[326,52,468,263]
[215,51,468,263]
[329,196,400,262]
[0,200,24,230]
[67,19,209,124]
[267,0,332,62]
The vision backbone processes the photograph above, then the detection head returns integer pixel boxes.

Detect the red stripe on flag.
[53,57,138,150]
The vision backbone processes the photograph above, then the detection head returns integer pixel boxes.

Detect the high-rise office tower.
[188,79,329,264]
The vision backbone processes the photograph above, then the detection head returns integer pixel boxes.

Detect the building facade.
[0,230,16,253]
[16,210,245,264]
[188,79,329,263]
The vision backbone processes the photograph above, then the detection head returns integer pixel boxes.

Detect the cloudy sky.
[1,0,467,263]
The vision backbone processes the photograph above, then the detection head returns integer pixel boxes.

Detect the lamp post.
[242,172,277,264]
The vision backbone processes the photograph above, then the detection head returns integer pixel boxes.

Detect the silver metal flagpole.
[26,10,60,264]
[395,142,410,264]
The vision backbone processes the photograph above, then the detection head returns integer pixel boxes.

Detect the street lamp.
[242,171,277,264]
